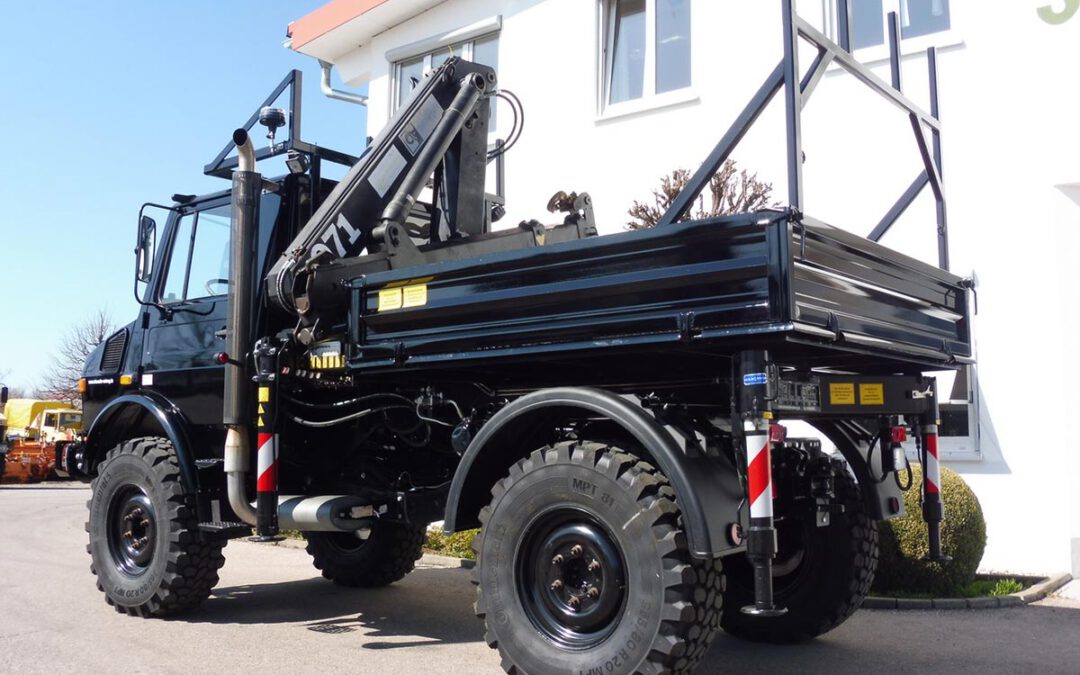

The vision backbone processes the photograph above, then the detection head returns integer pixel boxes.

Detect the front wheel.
[87,437,225,616]
[474,441,723,675]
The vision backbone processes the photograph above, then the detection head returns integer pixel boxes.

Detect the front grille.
[99,329,128,373]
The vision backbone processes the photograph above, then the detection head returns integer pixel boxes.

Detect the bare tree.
[35,310,116,407]
[627,160,780,230]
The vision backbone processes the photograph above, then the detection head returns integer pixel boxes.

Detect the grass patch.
[281,529,305,541]
[425,527,478,560]
[872,575,1030,599]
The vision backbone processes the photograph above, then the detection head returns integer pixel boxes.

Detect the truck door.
[142,200,232,426]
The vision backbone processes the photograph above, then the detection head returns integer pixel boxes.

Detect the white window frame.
[821,0,962,65]
[596,0,697,122]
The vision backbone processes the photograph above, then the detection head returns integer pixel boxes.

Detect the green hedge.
[425,528,478,560]
[873,464,987,597]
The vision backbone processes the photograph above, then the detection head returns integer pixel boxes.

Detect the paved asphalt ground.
[2,483,1078,675]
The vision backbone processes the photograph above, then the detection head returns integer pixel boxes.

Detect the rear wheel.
[87,437,226,616]
[304,521,425,587]
[474,441,723,675]
[720,459,878,643]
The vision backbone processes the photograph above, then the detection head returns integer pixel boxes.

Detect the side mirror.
[0,386,8,406]
[136,215,157,283]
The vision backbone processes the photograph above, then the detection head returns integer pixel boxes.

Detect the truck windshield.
[162,205,231,302]
[58,412,82,430]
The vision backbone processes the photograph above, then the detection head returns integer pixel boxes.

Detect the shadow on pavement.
[183,568,483,648]
[179,566,1080,673]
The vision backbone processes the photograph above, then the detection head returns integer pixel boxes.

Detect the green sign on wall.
[1039,0,1079,25]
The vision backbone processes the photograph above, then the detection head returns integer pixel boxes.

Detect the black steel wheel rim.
[107,486,157,577]
[516,507,628,649]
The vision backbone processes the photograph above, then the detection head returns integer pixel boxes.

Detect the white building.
[286,0,1080,576]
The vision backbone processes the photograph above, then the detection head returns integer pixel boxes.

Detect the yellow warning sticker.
[378,287,403,311]
[258,404,265,414]
[258,387,270,403]
[859,383,885,406]
[829,382,856,405]
[257,416,265,427]
[402,283,428,308]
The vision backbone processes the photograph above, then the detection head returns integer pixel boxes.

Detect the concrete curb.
[863,572,1072,610]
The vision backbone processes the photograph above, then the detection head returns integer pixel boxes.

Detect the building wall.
[333,0,1080,574]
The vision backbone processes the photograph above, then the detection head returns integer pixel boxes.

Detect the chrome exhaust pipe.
[274,495,376,532]
[224,428,256,526]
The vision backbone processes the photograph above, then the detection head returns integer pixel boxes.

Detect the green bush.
[425,527,478,560]
[872,464,986,597]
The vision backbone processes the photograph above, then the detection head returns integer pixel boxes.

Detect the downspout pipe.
[223,128,260,527]
[318,60,368,106]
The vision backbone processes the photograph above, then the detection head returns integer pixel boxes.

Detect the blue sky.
[0,1,367,390]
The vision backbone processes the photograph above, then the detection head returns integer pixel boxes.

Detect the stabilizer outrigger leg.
[737,350,787,618]
[250,338,284,543]
[917,378,950,563]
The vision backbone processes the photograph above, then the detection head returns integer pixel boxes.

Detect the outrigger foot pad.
[248,534,286,543]
[921,554,953,563]
[740,605,788,618]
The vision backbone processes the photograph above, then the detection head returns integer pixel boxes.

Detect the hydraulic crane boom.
[267,58,496,322]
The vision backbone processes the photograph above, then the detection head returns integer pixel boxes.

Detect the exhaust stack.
[223,128,261,527]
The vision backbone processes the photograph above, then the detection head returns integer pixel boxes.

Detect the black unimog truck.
[72,3,970,673]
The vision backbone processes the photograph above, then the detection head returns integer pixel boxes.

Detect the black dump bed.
[341,210,970,384]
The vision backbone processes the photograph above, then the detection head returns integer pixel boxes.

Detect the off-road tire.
[304,521,425,587]
[473,441,724,675]
[87,436,226,616]
[720,465,878,643]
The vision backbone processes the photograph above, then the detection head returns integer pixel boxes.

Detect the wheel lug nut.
[588,559,601,572]
[550,579,563,591]
[570,545,583,557]
[551,554,564,566]
[587,587,600,600]
[568,596,581,610]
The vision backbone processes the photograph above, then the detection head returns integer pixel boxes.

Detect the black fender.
[85,392,199,493]
[811,420,904,520]
[444,387,745,559]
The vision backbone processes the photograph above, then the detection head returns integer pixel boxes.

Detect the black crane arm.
[266,58,496,317]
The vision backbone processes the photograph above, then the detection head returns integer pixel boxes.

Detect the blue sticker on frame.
[742,372,768,386]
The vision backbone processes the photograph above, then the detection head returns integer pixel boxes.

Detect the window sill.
[595,87,699,124]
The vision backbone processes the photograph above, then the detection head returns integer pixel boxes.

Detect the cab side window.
[160,205,231,303]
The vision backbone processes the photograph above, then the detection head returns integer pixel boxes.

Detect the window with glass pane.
[850,0,885,49]
[609,0,646,104]
[187,206,231,300]
[397,57,424,108]
[837,0,951,49]
[655,0,690,94]
[902,0,950,38]
[160,207,230,303]
[161,214,194,303]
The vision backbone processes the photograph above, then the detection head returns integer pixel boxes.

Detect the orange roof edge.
[288,0,391,50]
